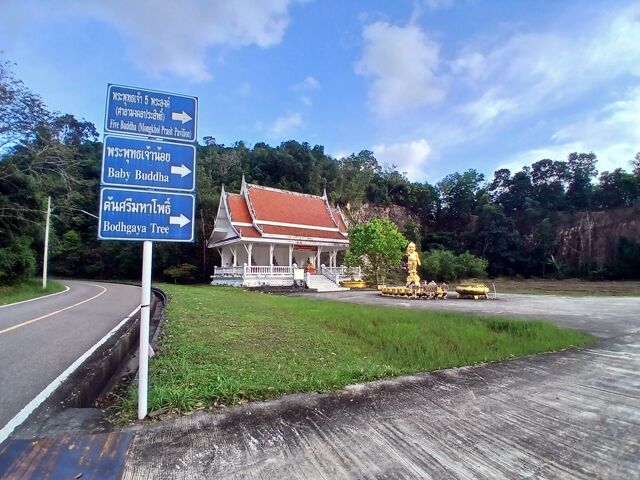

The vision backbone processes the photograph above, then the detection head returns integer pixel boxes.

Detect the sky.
[1,0,639,183]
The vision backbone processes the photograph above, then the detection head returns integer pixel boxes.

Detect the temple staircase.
[306,274,350,293]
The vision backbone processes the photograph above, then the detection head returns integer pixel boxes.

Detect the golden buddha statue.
[406,242,421,286]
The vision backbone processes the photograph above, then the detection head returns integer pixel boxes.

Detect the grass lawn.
[491,278,640,296]
[120,284,595,419]
[0,279,65,306]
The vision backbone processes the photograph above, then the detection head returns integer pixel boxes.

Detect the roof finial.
[240,174,246,194]
[322,187,327,200]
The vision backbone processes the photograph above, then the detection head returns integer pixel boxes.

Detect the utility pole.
[42,196,51,289]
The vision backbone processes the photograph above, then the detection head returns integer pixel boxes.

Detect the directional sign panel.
[102,135,196,192]
[98,187,195,242]
[105,84,198,143]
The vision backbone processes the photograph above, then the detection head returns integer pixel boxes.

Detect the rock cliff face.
[342,201,639,273]
[341,202,420,229]
[554,208,640,270]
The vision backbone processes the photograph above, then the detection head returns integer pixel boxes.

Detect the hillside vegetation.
[1,59,640,285]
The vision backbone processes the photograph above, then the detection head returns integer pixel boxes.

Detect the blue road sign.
[104,84,198,143]
[98,187,195,242]
[102,135,196,192]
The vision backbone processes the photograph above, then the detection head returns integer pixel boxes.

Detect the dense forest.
[2,59,640,285]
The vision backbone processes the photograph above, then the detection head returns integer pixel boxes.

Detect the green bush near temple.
[421,248,488,282]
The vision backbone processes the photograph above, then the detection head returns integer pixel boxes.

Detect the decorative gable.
[207,180,350,248]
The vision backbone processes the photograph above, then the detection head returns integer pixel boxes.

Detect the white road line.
[0,285,71,309]
[0,304,142,446]
[0,284,107,336]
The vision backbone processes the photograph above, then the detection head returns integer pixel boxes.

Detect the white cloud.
[502,87,640,173]
[373,139,433,181]
[61,0,299,81]
[456,5,640,128]
[268,112,302,137]
[423,0,455,10]
[355,22,446,117]
[294,76,320,91]
[463,90,518,127]
[451,51,486,80]
[331,150,350,160]
[238,82,252,96]
[293,76,319,107]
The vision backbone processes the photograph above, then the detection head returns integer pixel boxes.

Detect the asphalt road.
[0,280,140,431]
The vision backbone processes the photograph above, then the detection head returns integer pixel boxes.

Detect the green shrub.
[163,263,198,284]
[421,248,487,282]
[0,236,37,285]
[616,237,640,279]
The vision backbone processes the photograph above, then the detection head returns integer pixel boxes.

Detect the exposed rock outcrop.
[341,202,420,228]
[554,208,640,270]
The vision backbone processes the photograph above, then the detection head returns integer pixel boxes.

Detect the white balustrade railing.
[213,265,294,277]
[243,265,294,277]
[213,264,358,280]
[213,266,244,277]
[320,265,339,284]
[322,266,362,281]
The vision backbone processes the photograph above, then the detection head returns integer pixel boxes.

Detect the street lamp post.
[42,196,51,289]
[41,200,99,289]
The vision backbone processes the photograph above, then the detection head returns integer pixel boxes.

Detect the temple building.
[207,177,359,290]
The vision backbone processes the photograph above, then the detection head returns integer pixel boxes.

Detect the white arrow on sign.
[170,164,192,177]
[172,111,192,124]
[169,214,191,228]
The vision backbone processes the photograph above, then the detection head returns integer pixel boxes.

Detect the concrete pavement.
[120,292,640,479]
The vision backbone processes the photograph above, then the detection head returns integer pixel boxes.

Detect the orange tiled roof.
[226,193,252,223]
[261,224,348,241]
[212,183,349,244]
[247,185,337,228]
[236,226,261,238]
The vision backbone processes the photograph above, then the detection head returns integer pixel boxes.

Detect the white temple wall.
[252,245,270,265]
[237,248,249,265]
[242,277,294,287]
[274,246,289,266]
[293,251,314,267]
[319,251,332,266]
[218,243,347,268]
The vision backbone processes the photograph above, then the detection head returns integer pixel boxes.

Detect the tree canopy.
[1,59,640,284]
[345,219,408,284]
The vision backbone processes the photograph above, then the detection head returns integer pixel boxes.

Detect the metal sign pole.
[99,84,197,420]
[138,240,153,419]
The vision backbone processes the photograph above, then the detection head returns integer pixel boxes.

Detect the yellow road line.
[0,284,109,336]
